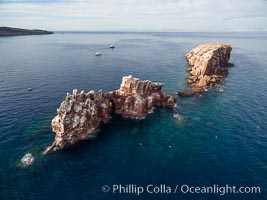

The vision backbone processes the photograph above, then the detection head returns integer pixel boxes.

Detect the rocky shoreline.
[0,27,53,36]
[44,75,175,154]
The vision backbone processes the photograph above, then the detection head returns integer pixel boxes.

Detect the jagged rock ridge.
[44,75,175,154]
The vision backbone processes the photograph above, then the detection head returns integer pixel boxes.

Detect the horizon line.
[52,29,267,33]
[2,26,267,33]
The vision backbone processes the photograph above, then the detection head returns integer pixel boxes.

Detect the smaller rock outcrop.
[44,75,175,154]
[185,43,233,93]
[19,153,35,168]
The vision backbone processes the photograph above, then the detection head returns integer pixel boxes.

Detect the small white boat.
[95,51,102,56]
[110,45,115,49]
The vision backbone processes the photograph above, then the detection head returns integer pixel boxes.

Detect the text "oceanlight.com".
[101,184,261,196]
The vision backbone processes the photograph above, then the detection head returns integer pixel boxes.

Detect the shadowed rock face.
[44,75,175,154]
[185,43,233,93]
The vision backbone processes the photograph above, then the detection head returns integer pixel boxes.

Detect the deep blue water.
[0,32,267,200]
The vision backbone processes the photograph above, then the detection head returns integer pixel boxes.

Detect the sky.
[0,0,267,31]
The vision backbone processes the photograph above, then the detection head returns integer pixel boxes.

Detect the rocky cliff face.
[44,75,175,154]
[185,43,233,93]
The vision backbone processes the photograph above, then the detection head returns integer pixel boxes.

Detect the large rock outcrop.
[44,75,175,154]
[185,43,233,93]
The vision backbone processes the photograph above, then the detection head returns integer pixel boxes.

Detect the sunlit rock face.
[49,89,110,151]
[114,75,174,118]
[44,75,175,154]
[185,43,233,92]
[116,75,163,96]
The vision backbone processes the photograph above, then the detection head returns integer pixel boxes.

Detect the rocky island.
[44,44,234,154]
[0,27,53,36]
[44,75,175,154]
[182,43,233,94]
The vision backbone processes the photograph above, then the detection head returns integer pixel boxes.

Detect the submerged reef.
[181,43,233,94]
[44,75,175,154]
[19,153,35,168]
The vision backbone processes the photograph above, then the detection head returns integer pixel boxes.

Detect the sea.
[0,32,266,200]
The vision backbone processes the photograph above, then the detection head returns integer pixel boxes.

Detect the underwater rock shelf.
[44,75,175,154]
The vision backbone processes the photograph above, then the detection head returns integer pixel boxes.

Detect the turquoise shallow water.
[0,32,267,200]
